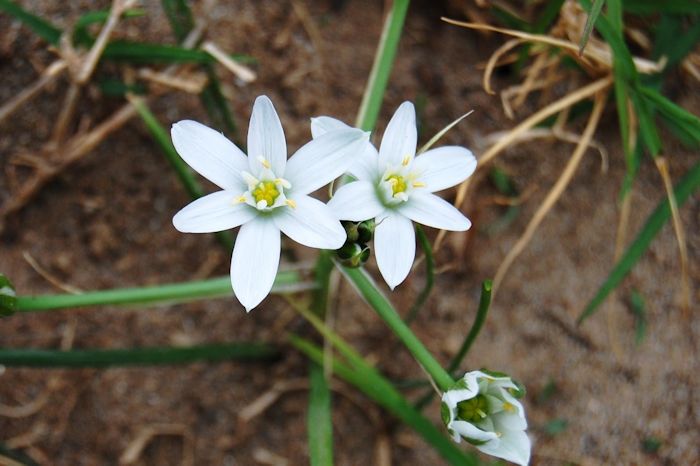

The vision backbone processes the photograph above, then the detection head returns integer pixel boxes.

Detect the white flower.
[313,102,476,289]
[172,95,368,311]
[441,370,531,466]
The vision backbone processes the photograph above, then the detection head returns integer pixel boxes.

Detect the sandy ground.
[1,1,698,465]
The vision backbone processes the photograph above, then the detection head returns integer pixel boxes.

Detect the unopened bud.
[0,274,17,317]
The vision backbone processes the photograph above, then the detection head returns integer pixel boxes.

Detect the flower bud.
[0,274,17,317]
[441,370,530,466]
[336,242,370,268]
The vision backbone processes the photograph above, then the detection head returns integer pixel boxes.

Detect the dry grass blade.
[483,37,527,95]
[22,251,83,294]
[119,423,194,466]
[492,89,608,295]
[655,157,691,317]
[137,68,208,93]
[417,110,473,154]
[201,41,257,83]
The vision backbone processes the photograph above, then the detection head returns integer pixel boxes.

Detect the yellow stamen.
[412,181,426,188]
[251,180,280,207]
[286,199,297,209]
[503,402,515,413]
[385,174,408,196]
[232,195,247,204]
[258,156,271,169]
[401,155,411,166]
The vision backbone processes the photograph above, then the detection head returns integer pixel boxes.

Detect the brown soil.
[1,1,698,465]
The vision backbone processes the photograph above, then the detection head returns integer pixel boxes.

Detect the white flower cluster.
[171,96,476,310]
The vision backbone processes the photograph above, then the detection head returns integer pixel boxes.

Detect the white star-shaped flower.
[313,101,476,289]
[442,370,531,466]
[172,95,368,311]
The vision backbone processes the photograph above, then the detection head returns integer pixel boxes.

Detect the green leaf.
[544,418,569,435]
[405,225,434,324]
[0,342,279,368]
[161,0,194,43]
[579,0,605,54]
[290,335,480,466]
[355,0,410,131]
[308,363,334,466]
[14,271,303,313]
[0,274,17,317]
[73,8,145,45]
[102,41,213,63]
[639,86,700,143]
[98,78,147,96]
[578,161,700,323]
[448,280,493,374]
[623,0,700,14]
[0,0,61,45]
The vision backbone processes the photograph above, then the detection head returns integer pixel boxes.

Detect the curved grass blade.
[405,225,434,324]
[308,363,334,466]
[578,161,700,323]
[640,86,700,142]
[14,271,303,313]
[0,342,279,368]
[0,0,61,45]
[73,8,145,45]
[290,335,479,466]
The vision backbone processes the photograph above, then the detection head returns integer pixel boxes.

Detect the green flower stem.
[355,0,410,131]
[339,266,454,392]
[447,280,493,374]
[0,342,279,368]
[14,271,306,313]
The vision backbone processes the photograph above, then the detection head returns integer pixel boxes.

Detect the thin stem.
[339,266,454,392]
[447,280,493,374]
[15,271,306,313]
[355,0,410,131]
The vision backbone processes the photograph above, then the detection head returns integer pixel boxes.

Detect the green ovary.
[457,395,489,423]
[252,181,280,206]
[385,174,407,196]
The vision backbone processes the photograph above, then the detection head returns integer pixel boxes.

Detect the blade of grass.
[639,86,700,141]
[0,342,279,368]
[578,160,700,323]
[0,0,61,45]
[355,0,410,131]
[14,271,304,313]
[628,289,647,345]
[128,95,235,250]
[73,8,145,45]
[623,0,700,14]
[161,0,194,43]
[579,0,605,54]
[308,362,334,466]
[289,335,479,466]
[405,225,434,324]
[338,266,454,391]
[0,273,16,317]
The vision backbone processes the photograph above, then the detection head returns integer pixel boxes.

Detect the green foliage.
[629,289,647,345]
[580,0,606,53]
[308,364,334,466]
[0,0,61,45]
[0,342,279,367]
[544,418,569,435]
[0,274,17,317]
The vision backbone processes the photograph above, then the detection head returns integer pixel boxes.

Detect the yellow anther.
[412,181,426,188]
[503,402,515,413]
[232,195,247,204]
[401,155,411,166]
[257,156,271,169]
[286,199,297,209]
[385,174,408,196]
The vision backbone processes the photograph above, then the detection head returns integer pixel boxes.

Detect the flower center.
[252,180,280,206]
[385,174,408,196]
[457,395,489,423]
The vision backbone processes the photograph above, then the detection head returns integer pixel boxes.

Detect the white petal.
[492,411,527,431]
[379,101,417,168]
[478,428,531,466]
[285,128,368,195]
[442,388,477,411]
[450,420,499,444]
[327,181,385,222]
[374,212,415,289]
[349,142,380,182]
[171,120,247,191]
[247,96,287,175]
[230,218,281,312]
[310,116,350,138]
[399,192,471,231]
[173,191,257,233]
[273,195,346,249]
[413,146,477,192]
